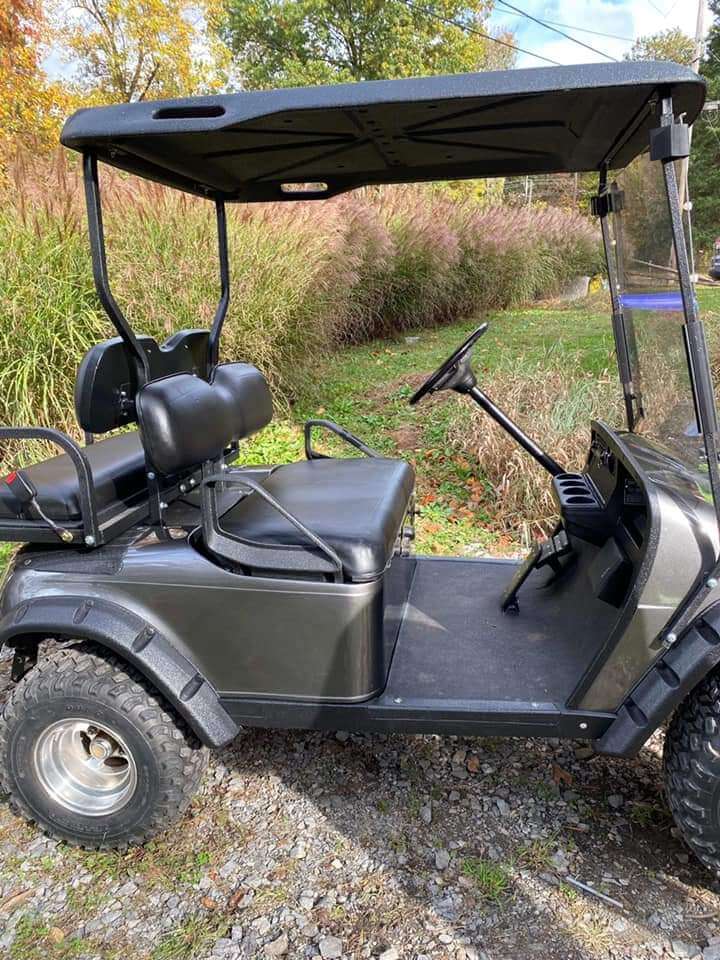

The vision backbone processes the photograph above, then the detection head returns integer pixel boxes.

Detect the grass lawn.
[242,292,619,555]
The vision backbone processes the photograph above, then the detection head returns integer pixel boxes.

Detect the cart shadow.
[217,725,720,958]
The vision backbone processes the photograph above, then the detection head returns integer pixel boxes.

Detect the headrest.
[75,329,210,434]
[136,363,273,475]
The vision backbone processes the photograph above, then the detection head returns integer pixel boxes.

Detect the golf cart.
[1,62,719,868]
[709,237,720,280]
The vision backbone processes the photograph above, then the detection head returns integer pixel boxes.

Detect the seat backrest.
[136,363,273,475]
[75,329,210,435]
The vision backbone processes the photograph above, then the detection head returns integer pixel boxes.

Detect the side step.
[220,692,614,741]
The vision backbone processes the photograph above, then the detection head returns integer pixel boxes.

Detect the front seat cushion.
[221,457,414,582]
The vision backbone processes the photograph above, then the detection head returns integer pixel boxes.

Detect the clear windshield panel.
[609,156,702,468]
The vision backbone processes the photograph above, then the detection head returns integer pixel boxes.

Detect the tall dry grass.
[0,152,602,451]
[449,363,622,542]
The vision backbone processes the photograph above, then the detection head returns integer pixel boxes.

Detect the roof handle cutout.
[280,182,329,195]
[153,105,226,120]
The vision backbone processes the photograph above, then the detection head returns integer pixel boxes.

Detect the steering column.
[409,323,563,477]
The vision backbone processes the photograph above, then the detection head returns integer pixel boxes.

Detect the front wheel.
[664,671,720,873]
[0,642,208,848]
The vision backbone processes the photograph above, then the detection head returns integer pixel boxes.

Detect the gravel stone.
[0,634,713,960]
[265,932,289,956]
[318,937,343,958]
[670,943,701,959]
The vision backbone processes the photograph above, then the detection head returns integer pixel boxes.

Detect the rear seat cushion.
[220,457,415,581]
[0,432,146,522]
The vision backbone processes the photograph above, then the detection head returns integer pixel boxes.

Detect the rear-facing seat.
[0,330,212,543]
[0,432,145,523]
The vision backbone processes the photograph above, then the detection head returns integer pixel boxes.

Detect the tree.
[625,26,695,66]
[220,0,514,90]
[52,0,231,103]
[0,0,71,167]
[689,1,720,256]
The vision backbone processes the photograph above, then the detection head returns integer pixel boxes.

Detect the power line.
[399,0,562,67]
[496,10,633,43]
[495,0,617,62]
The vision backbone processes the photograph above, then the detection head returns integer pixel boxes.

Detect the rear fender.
[0,595,239,748]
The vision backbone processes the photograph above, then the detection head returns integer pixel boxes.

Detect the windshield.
[609,156,704,472]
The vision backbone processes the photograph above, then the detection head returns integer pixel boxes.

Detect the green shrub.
[0,155,601,468]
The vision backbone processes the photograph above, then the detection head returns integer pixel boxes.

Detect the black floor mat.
[387,555,616,705]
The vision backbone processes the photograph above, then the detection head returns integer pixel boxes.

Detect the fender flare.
[0,595,239,748]
[595,601,720,757]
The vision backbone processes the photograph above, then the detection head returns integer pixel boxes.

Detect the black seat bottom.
[221,457,415,581]
[0,432,147,522]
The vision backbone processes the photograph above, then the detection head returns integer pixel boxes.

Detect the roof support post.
[82,153,150,385]
[650,94,720,643]
[207,199,230,375]
[594,167,640,430]
[657,96,720,524]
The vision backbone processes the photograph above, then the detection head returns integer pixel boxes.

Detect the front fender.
[0,595,239,748]
[595,602,720,757]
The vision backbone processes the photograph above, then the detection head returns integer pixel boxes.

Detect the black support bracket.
[590,189,624,218]
[650,121,690,162]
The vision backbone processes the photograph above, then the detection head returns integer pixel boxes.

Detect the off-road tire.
[0,642,208,848]
[664,671,720,873]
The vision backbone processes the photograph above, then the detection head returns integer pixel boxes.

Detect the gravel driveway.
[2,646,720,960]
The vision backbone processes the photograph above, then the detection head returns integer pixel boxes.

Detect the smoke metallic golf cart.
[2,62,720,865]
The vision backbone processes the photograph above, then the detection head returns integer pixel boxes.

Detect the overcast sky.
[487,0,710,68]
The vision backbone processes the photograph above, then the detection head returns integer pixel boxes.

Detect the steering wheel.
[409,323,488,406]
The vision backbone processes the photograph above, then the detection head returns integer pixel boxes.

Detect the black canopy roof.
[61,61,705,202]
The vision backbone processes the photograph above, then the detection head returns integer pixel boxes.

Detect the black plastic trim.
[0,595,239,748]
[649,120,690,161]
[594,602,720,757]
[220,692,614,740]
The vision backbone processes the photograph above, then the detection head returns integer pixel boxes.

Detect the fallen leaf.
[228,887,247,910]
[552,764,573,787]
[0,889,33,914]
[466,755,480,773]
[201,896,217,910]
[48,927,65,944]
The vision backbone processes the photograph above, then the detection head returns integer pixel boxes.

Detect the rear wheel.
[0,642,208,848]
[664,671,720,873]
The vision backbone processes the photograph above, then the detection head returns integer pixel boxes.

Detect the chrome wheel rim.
[33,718,138,816]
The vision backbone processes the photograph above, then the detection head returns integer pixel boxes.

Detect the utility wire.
[495,0,617,62]
[399,0,562,66]
[496,10,633,43]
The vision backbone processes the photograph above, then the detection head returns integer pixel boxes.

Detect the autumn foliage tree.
[625,27,695,65]
[220,0,514,89]
[0,0,70,166]
[52,0,230,103]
